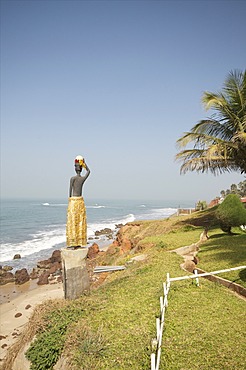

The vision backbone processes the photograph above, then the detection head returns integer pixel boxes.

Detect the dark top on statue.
[69,161,90,197]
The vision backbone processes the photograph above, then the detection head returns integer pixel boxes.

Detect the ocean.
[0,198,193,272]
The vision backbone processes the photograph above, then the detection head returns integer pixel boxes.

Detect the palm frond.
[176,148,239,175]
[223,70,246,112]
[202,92,226,111]
[176,69,246,175]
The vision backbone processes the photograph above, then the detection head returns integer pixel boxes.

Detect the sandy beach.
[0,280,64,362]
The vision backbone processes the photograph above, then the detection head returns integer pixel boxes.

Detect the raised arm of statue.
[83,161,91,181]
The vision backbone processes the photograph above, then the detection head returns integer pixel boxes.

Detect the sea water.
[0,198,193,272]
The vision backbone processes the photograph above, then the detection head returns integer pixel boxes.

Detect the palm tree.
[176,70,246,174]
[238,180,246,197]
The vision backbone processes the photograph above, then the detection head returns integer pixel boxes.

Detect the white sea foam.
[0,227,66,262]
[87,213,135,237]
[123,213,135,223]
[0,200,179,267]
[41,203,67,207]
[87,205,106,209]
[0,212,136,263]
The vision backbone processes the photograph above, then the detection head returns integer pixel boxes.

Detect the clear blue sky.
[1,0,245,204]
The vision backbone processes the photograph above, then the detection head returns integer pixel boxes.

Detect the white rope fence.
[150,265,246,370]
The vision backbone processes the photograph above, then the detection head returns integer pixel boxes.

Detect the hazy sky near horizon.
[1,0,246,204]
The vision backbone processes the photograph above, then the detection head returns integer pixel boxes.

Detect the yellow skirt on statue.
[66,197,87,246]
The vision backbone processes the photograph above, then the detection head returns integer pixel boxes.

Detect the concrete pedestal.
[61,248,90,300]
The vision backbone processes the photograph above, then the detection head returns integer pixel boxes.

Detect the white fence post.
[156,318,160,340]
[163,282,168,307]
[194,269,199,286]
[160,296,164,312]
[151,353,156,370]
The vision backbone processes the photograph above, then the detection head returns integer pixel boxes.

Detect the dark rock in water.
[0,271,15,285]
[13,254,21,260]
[15,268,30,285]
[106,233,113,240]
[95,228,112,236]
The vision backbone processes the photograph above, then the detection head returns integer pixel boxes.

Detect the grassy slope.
[197,229,246,286]
[24,211,246,370]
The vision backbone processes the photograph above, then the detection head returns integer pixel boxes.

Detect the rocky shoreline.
[0,242,111,288]
[0,226,123,288]
[0,249,62,286]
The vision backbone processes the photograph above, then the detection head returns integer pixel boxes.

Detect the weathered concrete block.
[61,248,90,300]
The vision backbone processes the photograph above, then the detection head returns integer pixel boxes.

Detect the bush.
[215,194,246,233]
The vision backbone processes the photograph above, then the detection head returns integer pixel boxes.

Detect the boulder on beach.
[2,265,13,271]
[47,261,61,275]
[36,250,62,285]
[37,250,62,271]
[15,268,30,285]
[14,312,22,318]
[37,271,50,285]
[13,254,21,260]
[29,268,39,280]
[0,271,15,285]
[50,250,61,263]
[37,259,51,270]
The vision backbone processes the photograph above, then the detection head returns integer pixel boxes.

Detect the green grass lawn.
[9,209,243,370]
[197,227,246,287]
[24,222,246,370]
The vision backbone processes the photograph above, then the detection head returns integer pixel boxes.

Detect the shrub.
[195,200,207,211]
[215,194,246,233]
[156,241,167,249]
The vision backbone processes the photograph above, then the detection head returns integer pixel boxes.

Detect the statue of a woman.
[66,156,90,248]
